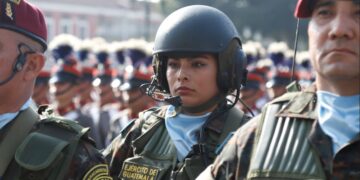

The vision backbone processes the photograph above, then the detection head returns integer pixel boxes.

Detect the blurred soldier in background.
[242,41,266,68]
[32,70,51,105]
[106,68,155,144]
[0,0,110,179]
[93,43,119,149]
[110,41,127,112]
[49,34,100,146]
[296,50,315,88]
[119,70,155,119]
[265,69,296,100]
[238,72,265,116]
[267,41,289,68]
[76,39,99,121]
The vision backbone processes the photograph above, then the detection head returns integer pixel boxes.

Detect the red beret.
[242,73,264,90]
[294,0,316,18]
[247,73,264,83]
[0,0,47,50]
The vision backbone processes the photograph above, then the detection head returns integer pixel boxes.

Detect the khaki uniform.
[0,108,111,180]
[198,83,360,180]
[103,105,249,180]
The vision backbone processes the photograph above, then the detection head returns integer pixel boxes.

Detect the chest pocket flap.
[15,132,69,171]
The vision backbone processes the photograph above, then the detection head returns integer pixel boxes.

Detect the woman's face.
[166,54,219,108]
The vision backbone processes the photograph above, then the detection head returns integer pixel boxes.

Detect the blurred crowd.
[32,34,315,149]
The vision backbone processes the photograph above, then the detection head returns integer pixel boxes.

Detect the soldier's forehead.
[314,0,360,6]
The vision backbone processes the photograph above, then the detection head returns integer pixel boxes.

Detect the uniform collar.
[0,99,31,129]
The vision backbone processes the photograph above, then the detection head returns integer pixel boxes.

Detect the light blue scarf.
[317,91,360,154]
[0,99,31,129]
[165,105,210,161]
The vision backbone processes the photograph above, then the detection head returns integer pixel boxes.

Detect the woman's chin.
[180,101,202,108]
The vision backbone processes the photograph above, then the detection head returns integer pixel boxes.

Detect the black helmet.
[153,5,247,95]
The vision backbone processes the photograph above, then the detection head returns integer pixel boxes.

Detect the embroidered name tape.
[120,162,160,180]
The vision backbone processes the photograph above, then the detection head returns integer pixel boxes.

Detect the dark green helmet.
[153,5,247,94]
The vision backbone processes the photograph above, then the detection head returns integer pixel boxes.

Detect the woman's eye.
[192,62,205,68]
[167,61,179,69]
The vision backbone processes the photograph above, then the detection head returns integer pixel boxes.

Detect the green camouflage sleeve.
[65,138,112,180]
[198,117,259,180]
[102,118,144,178]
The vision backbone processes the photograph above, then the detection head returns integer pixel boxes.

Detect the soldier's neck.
[317,77,360,96]
[0,95,28,114]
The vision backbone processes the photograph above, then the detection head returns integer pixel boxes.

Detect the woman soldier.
[103,5,249,180]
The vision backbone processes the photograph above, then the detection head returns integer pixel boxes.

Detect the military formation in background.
[32,34,157,150]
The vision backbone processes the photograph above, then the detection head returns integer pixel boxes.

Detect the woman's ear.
[22,53,45,81]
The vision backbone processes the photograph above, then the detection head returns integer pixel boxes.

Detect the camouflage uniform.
[103,105,249,180]
[198,84,360,180]
[1,107,111,179]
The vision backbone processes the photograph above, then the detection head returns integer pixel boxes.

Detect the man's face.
[78,81,93,98]
[0,29,26,100]
[0,29,21,80]
[96,84,116,105]
[308,0,359,81]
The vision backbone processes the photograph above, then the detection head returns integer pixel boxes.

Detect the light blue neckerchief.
[165,105,210,161]
[317,91,360,154]
[0,99,31,130]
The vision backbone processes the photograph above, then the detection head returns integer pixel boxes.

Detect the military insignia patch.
[5,2,14,20]
[120,162,160,180]
[82,164,112,180]
[8,0,21,5]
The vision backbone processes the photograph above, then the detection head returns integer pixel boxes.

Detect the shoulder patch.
[82,164,112,180]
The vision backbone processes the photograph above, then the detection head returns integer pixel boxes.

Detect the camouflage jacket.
[198,84,360,180]
[103,105,249,180]
[1,107,111,180]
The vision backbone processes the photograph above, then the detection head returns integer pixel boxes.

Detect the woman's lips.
[175,86,194,95]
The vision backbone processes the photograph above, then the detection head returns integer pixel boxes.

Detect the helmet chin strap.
[180,94,224,114]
